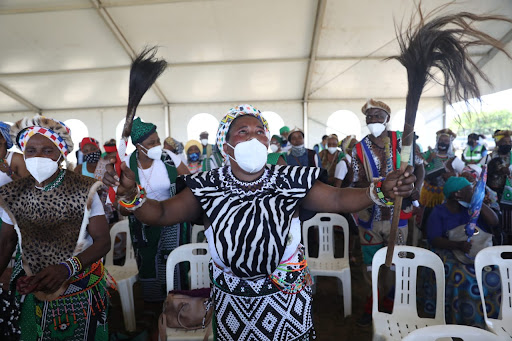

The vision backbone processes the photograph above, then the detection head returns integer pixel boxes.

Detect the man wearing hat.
[199,131,214,161]
[123,117,189,302]
[286,127,322,167]
[0,115,113,340]
[279,125,292,152]
[352,99,424,326]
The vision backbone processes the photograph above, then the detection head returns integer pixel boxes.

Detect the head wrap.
[103,139,117,153]
[287,128,305,142]
[434,128,456,157]
[493,130,512,143]
[341,135,356,154]
[199,131,209,137]
[0,122,13,149]
[279,126,290,135]
[184,139,202,154]
[443,176,471,199]
[80,137,100,151]
[216,104,269,160]
[11,115,73,156]
[436,128,456,139]
[271,134,283,144]
[361,99,391,115]
[131,117,156,145]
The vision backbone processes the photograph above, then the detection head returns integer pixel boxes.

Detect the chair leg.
[338,272,352,317]
[117,279,137,332]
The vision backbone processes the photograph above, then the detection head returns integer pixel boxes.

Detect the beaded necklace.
[227,166,268,191]
[35,169,65,192]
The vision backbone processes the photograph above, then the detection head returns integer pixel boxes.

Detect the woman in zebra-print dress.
[104,104,416,341]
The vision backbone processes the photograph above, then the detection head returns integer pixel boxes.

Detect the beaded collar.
[35,169,66,192]
[221,166,278,196]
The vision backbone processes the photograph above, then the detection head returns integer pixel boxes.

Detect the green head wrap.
[443,176,471,199]
[271,134,283,144]
[131,117,156,144]
[279,126,290,135]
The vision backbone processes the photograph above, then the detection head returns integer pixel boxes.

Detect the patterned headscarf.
[216,104,269,160]
[0,122,13,149]
[131,117,156,145]
[11,116,73,156]
[80,137,100,151]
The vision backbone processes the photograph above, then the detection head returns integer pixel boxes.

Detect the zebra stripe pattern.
[185,165,320,279]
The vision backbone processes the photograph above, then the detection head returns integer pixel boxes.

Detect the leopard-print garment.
[0,170,99,275]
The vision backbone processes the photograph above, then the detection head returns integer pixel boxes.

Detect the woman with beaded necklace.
[123,117,189,304]
[104,104,416,341]
[0,115,113,340]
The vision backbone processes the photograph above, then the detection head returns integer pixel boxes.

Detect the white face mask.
[367,123,387,137]
[201,139,208,146]
[227,138,268,173]
[269,144,279,153]
[327,147,337,154]
[458,200,471,208]
[139,145,162,160]
[25,155,61,184]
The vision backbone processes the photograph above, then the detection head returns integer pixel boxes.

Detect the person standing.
[103,104,416,341]
[313,135,328,154]
[184,139,203,174]
[0,122,28,185]
[0,116,113,340]
[462,133,487,165]
[267,134,287,165]
[334,135,357,188]
[124,117,189,302]
[352,99,423,326]
[279,126,292,152]
[318,134,343,186]
[286,128,322,167]
[199,131,213,161]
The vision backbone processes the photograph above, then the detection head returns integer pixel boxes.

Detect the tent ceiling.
[0,0,511,113]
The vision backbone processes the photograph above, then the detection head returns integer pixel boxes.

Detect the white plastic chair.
[302,213,352,316]
[104,220,138,332]
[372,246,445,341]
[164,243,212,340]
[191,224,206,244]
[475,245,512,338]
[401,324,502,341]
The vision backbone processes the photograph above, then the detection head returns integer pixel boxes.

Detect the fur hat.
[361,99,391,115]
[287,128,305,142]
[436,128,457,139]
[11,115,74,156]
[493,130,512,143]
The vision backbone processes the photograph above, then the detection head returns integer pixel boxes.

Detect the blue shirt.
[426,203,490,243]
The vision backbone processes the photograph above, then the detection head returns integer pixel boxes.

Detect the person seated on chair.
[423,176,500,328]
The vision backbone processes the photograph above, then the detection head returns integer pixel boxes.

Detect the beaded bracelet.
[59,261,72,279]
[67,256,82,276]
[369,179,394,207]
[119,185,147,211]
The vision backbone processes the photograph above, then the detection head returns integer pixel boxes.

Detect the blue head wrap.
[0,122,13,149]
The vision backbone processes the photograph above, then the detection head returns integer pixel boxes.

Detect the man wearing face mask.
[199,131,213,161]
[462,133,487,165]
[267,134,287,165]
[286,128,322,168]
[184,139,203,174]
[318,134,343,186]
[123,117,189,303]
[352,99,424,326]
[485,130,512,242]
[103,103,416,340]
[0,116,113,340]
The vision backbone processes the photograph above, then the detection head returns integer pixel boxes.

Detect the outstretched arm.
[103,159,202,226]
[302,166,416,213]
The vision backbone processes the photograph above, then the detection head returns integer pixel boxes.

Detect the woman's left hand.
[381,165,416,199]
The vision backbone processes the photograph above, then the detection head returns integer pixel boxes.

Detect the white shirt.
[334,154,352,181]
[124,150,181,201]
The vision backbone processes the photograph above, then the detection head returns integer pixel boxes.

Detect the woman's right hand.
[103,159,137,198]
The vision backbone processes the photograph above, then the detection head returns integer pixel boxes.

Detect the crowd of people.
[0,98,509,340]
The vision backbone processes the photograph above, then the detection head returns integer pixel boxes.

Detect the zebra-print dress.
[185,165,320,341]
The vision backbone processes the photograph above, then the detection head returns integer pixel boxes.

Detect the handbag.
[158,288,213,341]
[448,225,492,264]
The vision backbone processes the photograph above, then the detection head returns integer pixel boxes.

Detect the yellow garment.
[420,182,445,208]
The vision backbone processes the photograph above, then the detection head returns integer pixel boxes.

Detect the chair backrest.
[475,245,512,322]
[191,224,205,244]
[402,324,502,341]
[302,213,349,260]
[372,246,445,323]
[105,220,136,267]
[166,243,211,292]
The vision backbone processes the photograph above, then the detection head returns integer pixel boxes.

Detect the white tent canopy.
[1,0,511,151]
